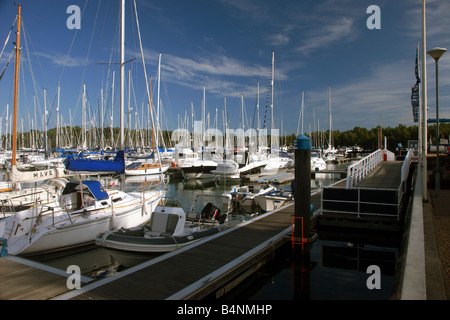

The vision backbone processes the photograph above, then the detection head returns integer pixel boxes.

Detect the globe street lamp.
[427,47,446,197]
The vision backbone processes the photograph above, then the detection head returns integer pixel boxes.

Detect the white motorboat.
[224,183,277,210]
[211,159,240,180]
[254,189,293,212]
[95,197,229,253]
[176,148,220,179]
[0,180,165,255]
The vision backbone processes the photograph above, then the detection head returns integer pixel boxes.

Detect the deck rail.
[346,149,383,189]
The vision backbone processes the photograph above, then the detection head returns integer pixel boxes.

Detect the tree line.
[4,123,450,152]
[283,123,450,151]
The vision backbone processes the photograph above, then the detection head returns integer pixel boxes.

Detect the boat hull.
[255,194,292,212]
[96,224,228,253]
[4,190,165,255]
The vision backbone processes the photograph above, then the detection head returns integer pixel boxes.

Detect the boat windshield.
[126,162,142,170]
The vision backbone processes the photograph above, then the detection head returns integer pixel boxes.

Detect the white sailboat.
[0,1,165,255]
[323,86,338,163]
[311,149,327,171]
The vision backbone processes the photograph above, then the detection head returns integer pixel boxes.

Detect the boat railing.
[345,149,383,189]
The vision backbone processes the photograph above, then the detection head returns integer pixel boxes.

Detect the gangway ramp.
[321,150,412,228]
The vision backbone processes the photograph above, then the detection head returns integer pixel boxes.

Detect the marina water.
[26,162,400,300]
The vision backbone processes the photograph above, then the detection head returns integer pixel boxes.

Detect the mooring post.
[294,135,311,243]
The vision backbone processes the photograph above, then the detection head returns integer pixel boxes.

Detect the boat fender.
[110,213,118,230]
[81,209,90,219]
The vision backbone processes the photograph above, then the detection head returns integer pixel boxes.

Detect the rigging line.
[57,0,90,86]
[0,15,17,61]
[0,49,14,81]
[21,22,44,121]
[74,0,102,122]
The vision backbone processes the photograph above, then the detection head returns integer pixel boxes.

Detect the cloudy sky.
[0,0,449,137]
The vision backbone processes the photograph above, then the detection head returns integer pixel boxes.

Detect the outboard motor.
[230,192,240,211]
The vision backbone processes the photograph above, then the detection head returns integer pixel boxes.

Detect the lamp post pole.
[427,47,446,198]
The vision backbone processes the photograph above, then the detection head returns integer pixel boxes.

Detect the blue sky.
[0,0,449,138]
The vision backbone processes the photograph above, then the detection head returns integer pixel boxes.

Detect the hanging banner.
[411,47,421,123]
[411,83,419,123]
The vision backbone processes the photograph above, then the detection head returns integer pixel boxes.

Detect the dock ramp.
[321,150,412,222]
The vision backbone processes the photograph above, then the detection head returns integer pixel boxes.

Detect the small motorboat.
[95,197,230,253]
[223,183,277,210]
[254,189,293,212]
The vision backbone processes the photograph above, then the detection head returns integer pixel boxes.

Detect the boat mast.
[11,4,21,167]
[57,85,60,148]
[119,0,125,150]
[257,80,260,149]
[328,85,332,149]
[270,51,274,149]
[156,53,161,149]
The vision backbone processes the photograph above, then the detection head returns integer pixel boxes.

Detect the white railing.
[346,149,383,189]
[401,150,412,185]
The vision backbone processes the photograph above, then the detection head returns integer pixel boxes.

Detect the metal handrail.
[346,149,383,189]
[401,150,412,184]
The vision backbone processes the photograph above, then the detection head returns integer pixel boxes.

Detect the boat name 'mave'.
[33,169,54,179]
[177,304,272,317]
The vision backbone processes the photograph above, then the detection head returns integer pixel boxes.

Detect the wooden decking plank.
[0,257,70,300]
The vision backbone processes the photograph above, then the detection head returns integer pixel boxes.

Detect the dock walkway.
[56,192,321,300]
[0,192,325,300]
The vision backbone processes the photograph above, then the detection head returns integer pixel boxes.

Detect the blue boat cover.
[82,181,109,200]
[64,150,125,174]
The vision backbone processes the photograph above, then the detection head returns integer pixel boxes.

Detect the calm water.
[26,163,401,300]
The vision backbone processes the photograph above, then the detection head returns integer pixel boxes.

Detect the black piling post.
[292,135,312,299]
[294,135,311,247]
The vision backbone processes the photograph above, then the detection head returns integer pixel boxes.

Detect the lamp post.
[427,47,446,198]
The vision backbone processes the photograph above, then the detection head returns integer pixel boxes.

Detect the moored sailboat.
[0,1,166,255]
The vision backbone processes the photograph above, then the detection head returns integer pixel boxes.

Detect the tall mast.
[119,0,125,150]
[128,69,132,147]
[100,88,104,149]
[328,85,332,148]
[111,70,115,147]
[257,81,260,149]
[270,51,274,135]
[156,53,161,148]
[82,84,87,150]
[301,91,304,135]
[11,4,21,166]
[44,88,48,153]
[57,85,60,147]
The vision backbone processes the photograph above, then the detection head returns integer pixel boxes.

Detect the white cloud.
[34,51,85,67]
[295,17,355,56]
[303,60,418,131]
[267,33,290,46]
[133,48,289,99]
